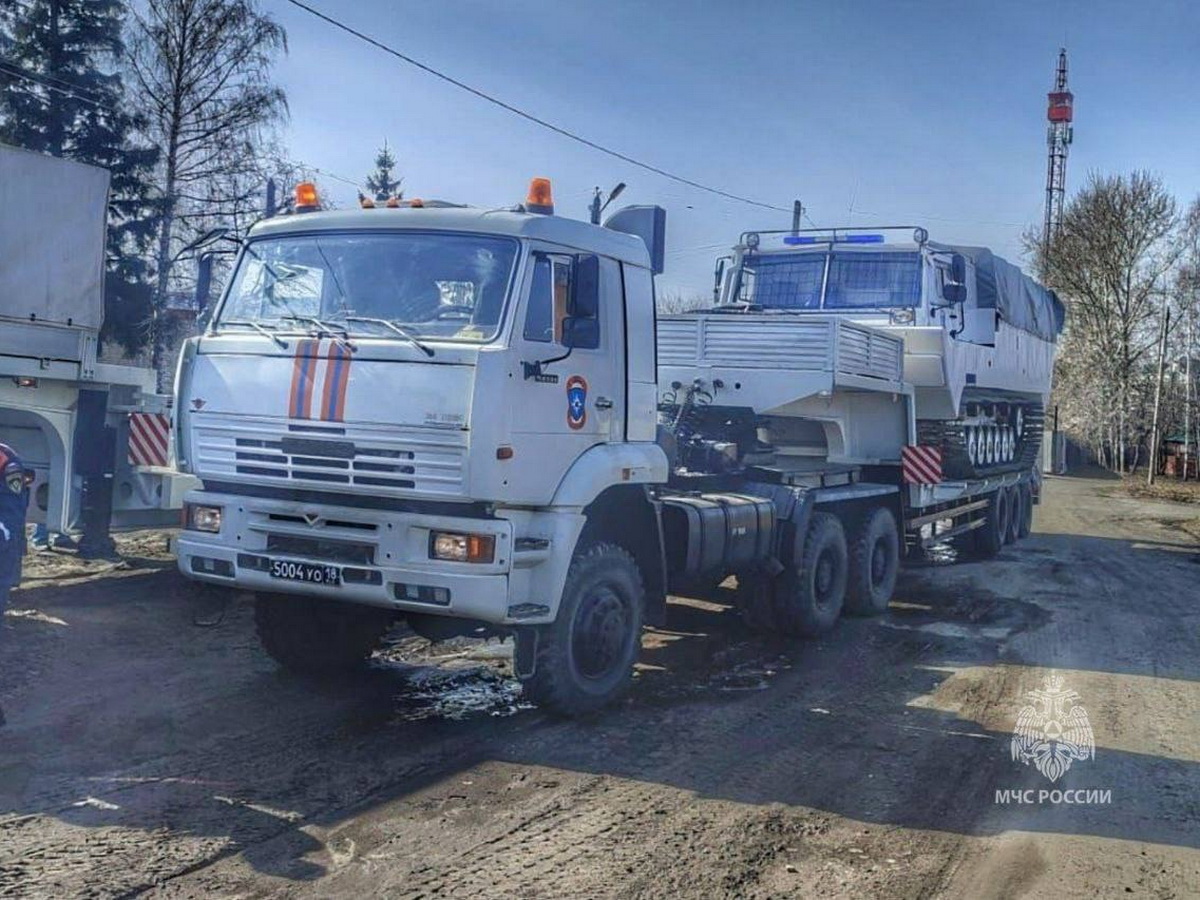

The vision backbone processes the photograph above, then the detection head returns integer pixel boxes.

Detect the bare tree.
[1027,171,1184,471]
[128,0,287,381]
[657,290,710,314]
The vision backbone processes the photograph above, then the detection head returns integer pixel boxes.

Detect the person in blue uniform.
[0,442,30,727]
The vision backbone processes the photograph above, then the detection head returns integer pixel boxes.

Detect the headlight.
[430,531,495,564]
[185,504,222,533]
[889,308,916,325]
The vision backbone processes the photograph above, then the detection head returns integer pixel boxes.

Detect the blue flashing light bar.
[782,233,885,246]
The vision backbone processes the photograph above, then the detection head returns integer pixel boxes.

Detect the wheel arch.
[579,484,667,627]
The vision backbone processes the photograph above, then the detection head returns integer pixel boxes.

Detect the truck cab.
[176,181,669,713]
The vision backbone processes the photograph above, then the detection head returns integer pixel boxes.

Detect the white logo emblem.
[1011,672,1095,782]
[303,512,324,528]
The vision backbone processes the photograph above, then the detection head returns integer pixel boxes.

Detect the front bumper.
[177,490,521,623]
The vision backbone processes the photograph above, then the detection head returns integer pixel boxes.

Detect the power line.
[282,0,791,215]
[304,164,362,190]
[0,57,110,102]
[0,61,114,111]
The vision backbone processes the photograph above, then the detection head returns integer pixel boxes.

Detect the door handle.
[594,396,613,410]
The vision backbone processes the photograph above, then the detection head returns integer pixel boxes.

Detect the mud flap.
[514,628,538,679]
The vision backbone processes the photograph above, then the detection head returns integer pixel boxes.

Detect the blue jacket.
[0,443,29,587]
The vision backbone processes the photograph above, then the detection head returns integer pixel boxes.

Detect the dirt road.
[1,474,1197,899]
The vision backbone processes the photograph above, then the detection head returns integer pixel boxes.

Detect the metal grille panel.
[192,414,466,498]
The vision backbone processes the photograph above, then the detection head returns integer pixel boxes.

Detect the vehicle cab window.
[524,253,599,345]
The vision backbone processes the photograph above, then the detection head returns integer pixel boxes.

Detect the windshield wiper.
[219,319,289,349]
[343,316,435,357]
[277,314,357,353]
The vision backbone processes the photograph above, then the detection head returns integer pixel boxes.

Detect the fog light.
[186,503,222,533]
[430,531,495,563]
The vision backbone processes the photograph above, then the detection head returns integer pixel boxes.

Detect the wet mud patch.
[886,578,1051,648]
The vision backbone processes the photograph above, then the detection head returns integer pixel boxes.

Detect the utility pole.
[792,200,804,235]
[1148,306,1171,486]
[589,183,626,225]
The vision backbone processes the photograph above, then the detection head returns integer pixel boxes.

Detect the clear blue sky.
[265,0,1200,299]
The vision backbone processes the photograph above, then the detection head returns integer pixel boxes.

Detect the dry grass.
[1121,476,1200,505]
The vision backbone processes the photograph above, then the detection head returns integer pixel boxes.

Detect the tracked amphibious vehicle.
[667,227,1063,482]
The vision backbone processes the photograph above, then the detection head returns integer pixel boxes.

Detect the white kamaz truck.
[175,182,1062,715]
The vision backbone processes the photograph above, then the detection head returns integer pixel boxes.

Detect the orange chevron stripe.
[288,339,320,419]
[320,342,351,421]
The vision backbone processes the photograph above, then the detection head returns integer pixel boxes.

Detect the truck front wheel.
[522,543,645,716]
[844,507,900,617]
[254,593,393,675]
[774,512,848,637]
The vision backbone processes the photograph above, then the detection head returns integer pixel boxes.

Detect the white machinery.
[174,183,1060,715]
[0,144,192,534]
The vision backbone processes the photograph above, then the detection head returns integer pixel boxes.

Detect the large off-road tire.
[774,512,848,637]
[254,593,392,675]
[844,507,900,617]
[522,543,645,717]
[972,489,1008,559]
[1017,482,1034,539]
[1005,485,1023,544]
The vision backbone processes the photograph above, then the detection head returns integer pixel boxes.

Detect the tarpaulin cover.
[0,144,110,330]
[952,245,1065,342]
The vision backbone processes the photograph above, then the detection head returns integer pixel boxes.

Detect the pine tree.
[365,140,402,202]
[0,0,160,354]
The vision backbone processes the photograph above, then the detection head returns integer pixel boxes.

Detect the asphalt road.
[0,473,1197,899]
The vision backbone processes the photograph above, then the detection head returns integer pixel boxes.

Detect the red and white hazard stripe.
[902,445,943,484]
[128,412,170,468]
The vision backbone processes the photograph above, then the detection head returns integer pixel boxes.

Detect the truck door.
[938,255,996,347]
[508,250,625,496]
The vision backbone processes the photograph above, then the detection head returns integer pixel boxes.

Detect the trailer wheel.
[522,542,645,717]
[254,594,392,675]
[1005,486,1023,544]
[774,512,848,637]
[844,507,900,617]
[1017,482,1033,538]
[972,489,1008,558]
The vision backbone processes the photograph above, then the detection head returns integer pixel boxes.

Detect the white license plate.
[268,559,342,585]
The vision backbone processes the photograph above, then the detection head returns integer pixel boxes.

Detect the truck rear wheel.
[1017,482,1034,538]
[774,512,847,637]
[1006,486,1023,544]
[254,593,393,675]
[844,507,900,617]
[972,489,1007,559]
[522,543,645,717]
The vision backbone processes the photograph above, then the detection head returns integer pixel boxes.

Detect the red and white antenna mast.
[1043,48,1074,251]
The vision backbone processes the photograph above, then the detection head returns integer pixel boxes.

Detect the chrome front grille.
[192,415,467,498]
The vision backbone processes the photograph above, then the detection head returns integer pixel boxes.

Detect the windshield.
[741,250,922,310]
[216,231,519,343]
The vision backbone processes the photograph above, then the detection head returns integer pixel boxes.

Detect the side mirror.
[942,282,967,304]
[571,254,600,318]
[950,252,967,285]
[561,315,599,350]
